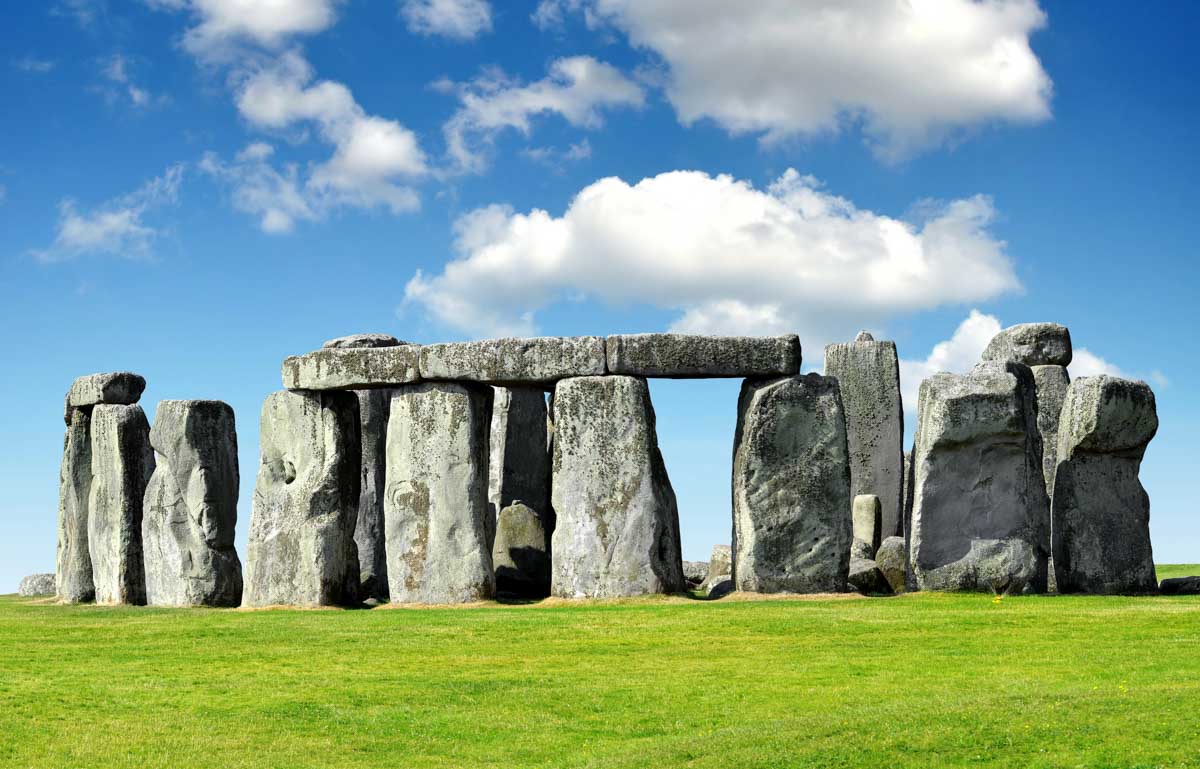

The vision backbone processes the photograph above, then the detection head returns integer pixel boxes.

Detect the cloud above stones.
[401,0,493,41]
[538,0,1053,160]
[404,169,1020,342]
[146,0,343,58]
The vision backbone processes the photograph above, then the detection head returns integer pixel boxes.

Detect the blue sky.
[1,0,1197,591]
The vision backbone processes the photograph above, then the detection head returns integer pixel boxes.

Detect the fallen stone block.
[605,333,800,378]
[56,407,95,603]
[982,323,1072,367]
[281,346,421,390]
[848,557,892,595]
[682,561,708,585]
[492,502,550,597]
[19,573,55,597]
[1159,577,1200,596]
[419,336,606,386]
[875,536,907,594]
[707,545,731,583]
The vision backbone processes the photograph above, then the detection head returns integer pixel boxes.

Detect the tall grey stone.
[244,390,360,607]
[419,336,606,386]
[982,323,1072,367]
[1032,365,1070,497]
[732,374,852,594]
[353,388,393,602]
[88,404,154,605]
[492,502,550,597]
[142,400,243,607]
[385,382,494,604]
[823,332,904,539]
[550,375,684,598]
[852,494,882,557]
[910,361,1050,593]
[605,333,800,378]
[707,544,731,583]
[1052,376,1158,594]
[488,386,552,554]
[901,449,915,539]
[56,407,94,603]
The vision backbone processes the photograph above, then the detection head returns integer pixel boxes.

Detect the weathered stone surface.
[419,337,606,386]
[705,577,733,599]
[850,538,874,561]
[550,376,685,598]
[88,404,154,605]
[323,333,405,349]
[707,545,731,583]
[56,407,94,603]
[901,449,915,539]
[682,561,708,585]
[244,390,360,607]
[492,502,550,597]
[852,494,882,557]
[282,346,421,390]
[385,382,494,604]
[732,374,852,594]
[605,333,800,378]
[350,389,392,602]
[488,386,552,553]
[1160,577,1200,596]
[875,536,907,594]
[824,334,904,539]
[848,557,892,595]
[65,372,145,420]
[982,323,1072,367]
[909,361,1050,593]
[142,400,243,607]
[19,573,55,597]
[1032,365,1070,498]
[1052,376,1158,594]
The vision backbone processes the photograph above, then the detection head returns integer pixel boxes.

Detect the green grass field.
[2,566,1198,769]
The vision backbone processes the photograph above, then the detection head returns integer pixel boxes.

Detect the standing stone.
[852,494,882,557]
[1032,365,1070,497]
[910,361,1050,593]
[385,382,494,604]
[142,400,243,607]
[488,386,552,553]
[1052,376,1158,594]
[88,404,154,605]
[901,449,915,540]
[354,389,393,602]
[982,323,1072,367]
[56,408,95,603]
[492,502,550,597]
[244,390,360,607]
[823,332,904,539]
[707,544,731,583]
[550,376,685,598]
[732,374,852,594]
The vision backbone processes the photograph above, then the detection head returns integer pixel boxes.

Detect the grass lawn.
[2,566,1198,769]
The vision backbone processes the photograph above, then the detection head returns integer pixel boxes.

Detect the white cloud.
[404,169,1019,340]
[401,0,492,40]
[545,0,1052,160]
[13,56,56,73]
[100,54,156,108]
[33,165,185,262]
[897,309,1002,415]
[199,143,317,233]
[522,138,592,167]
[442,56,644,173]
[151,0,343,57]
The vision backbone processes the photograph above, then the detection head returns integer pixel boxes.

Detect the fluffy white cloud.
[34,165,184,262]
[401,0,492,40]
[153,0,343,56]
[442,56,644,172]
[404,169,1019,340]
[543,0,1052,160]
[897,309,1002,414]
[199,143,317,233]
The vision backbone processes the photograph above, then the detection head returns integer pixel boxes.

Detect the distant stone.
[901,449,915,539]
[488,386,552,555]
[854,330,875,342]
[323,333,406,349]
[56,407,95,603]
[1032,365,1071,498]
[244,390,360,607]
[88,404,155,605]
[282,346,421,391]
[550,375,685,598]
[420,336,606,386]
[850,538,874,561]
[351,389,393,602]
[1159,577,1200,596]
[706,577,734,599]
[707,545,731,583]
[682,561,709,585]
[824,335,904,539]
[18,573,55,597]
[65,372,146,420]
[142,400,243,607]
[910,361,1050,593]
[385,382,495,604]
[732,374,852,594]
[848,557,892,595]
[1052,376,1158,594]
[875,536,907,594]
[605,333,800,379]
[492,502,550,597]
[982,323,1073,367]
[852,494,882,557]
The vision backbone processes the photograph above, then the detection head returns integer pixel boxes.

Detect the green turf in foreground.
[1,568,1199,769]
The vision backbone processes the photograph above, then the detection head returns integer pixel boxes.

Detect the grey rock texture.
[488,386,552,553]
[705,577,733,599]
[282,346,422,390]
[902,449,915,539]
[1033,365,1071,498]
[1160,577,1200,596]
[605,333,800,378]
[65,372,145,419]
[982,323,1072,367]
[682,561,709,585]
[1052,376,1158,594]
[244,390,361,607]
[875,536,907,594]
[848,557,891,595]
[852,494,882,556]
[88,404,154,605]
[323,334,405,349]
[492,502,550,597]
[850,538,875,561]
[142,400,243,607]
[353,389,393,602]
[19,573,55,597]
[550,375,685,598]
[909,361,1050,594]
[419,336,606,386]
[732,374,852,594]
[707,545,731,583]
[56,407,95,603]
[385,382,495,604]
[823,334,904,539]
